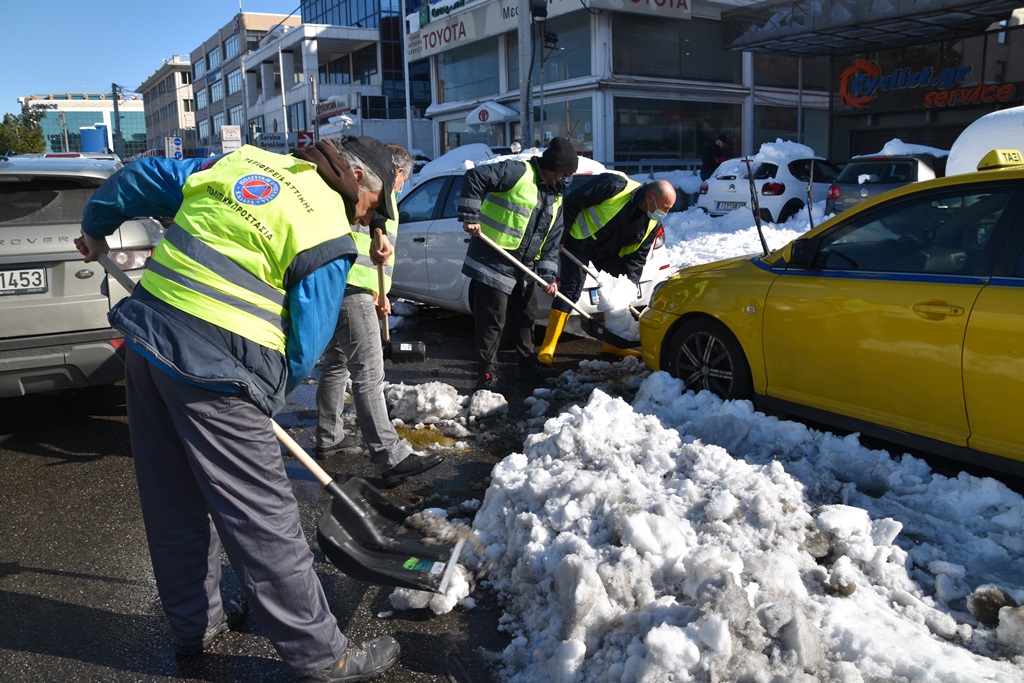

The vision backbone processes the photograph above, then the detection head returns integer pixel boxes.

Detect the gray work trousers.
[124,348,345,679]
[315,289,412,469]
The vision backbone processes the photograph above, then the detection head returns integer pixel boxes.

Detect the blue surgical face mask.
[647,207,668,222]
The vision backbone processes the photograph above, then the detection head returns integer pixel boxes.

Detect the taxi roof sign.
[977,149,1023,171]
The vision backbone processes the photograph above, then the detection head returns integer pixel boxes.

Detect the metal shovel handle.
[475,231,593,319]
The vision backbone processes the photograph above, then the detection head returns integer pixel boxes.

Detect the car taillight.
[761,182,785,196]
[827,184,841,200]
[108,249,153,270]
[699,181,709,195]
[652,225,665,249]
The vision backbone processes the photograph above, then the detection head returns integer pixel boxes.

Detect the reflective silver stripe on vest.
[479,212,521,238]
[464,254,517,290]
[574,206,601,239]
[487,194,532,218]
[163,223,287,307]
[146,260,287,331]
[353,253,394,277]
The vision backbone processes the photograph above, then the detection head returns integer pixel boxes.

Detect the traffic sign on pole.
[296,131,314,148]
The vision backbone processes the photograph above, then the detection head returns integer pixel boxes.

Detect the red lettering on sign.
[628,0,688,8]
[423,21,468,50]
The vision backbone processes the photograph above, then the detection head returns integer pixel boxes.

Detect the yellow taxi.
[640,149,1024,476]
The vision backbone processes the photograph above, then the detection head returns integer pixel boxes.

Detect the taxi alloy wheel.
[665,318,752,401]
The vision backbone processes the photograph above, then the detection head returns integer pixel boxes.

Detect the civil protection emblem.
[234,174,280,205]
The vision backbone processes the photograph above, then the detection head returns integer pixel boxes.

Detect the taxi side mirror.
[786,239,812,269]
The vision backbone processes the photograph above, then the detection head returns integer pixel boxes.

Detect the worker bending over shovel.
[76,137,402,682]
[538,176,676,365]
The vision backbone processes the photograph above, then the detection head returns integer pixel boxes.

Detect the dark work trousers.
[472,273,538,374]
[552,239,632,314]
[124,348,346,679]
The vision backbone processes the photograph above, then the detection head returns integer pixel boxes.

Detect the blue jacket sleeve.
[81,157,210,238]
[285,256,353,393]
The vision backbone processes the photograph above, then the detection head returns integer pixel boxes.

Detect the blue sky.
[0,0,300,118]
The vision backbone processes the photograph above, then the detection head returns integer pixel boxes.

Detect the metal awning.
[721,0,1022,56]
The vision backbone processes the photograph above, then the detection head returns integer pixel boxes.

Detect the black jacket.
[561,173,656,284]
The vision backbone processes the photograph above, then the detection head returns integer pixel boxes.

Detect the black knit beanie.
[539,137,579,174]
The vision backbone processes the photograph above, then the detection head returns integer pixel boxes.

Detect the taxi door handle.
[412,237,425,243]
[913,302,965,318]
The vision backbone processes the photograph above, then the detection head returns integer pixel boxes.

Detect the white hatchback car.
[391,148,673,318]
[697,153,843,223]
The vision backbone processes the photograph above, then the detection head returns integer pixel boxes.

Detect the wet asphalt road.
[0,306,606,682]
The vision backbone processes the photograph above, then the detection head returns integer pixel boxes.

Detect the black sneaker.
[314,433,364,459]
[299,636,401,682]
[380,452,444,488]
[475,370,502,390]
[518,355,560,380]
[174,597,248,656]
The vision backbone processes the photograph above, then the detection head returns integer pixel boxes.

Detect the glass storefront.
[613,16,741,83]
[613,97,740,169]
[437,40,501,104]
[507,13,591,89]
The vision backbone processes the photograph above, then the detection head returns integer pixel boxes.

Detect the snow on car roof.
[854,138,950,159]
[415,142,609,181]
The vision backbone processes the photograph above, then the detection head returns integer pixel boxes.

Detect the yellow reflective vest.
[480,160,561,251]
[140,145,353,354]
[347,190,398,294]
[570,177,658,258]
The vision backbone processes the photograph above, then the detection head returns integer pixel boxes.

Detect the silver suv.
[0,153,163,397]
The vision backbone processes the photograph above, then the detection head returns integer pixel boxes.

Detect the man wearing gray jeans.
[314,146,442,488]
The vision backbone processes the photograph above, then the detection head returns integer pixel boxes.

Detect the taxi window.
[812,188,1013,275]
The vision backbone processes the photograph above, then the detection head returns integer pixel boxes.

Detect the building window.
[210,80,224,104]
[196,88,208,110]
[352,45,378,85]
[208,46,222,70]
[212,111,225,136]
[438,40,499,104]
[194,60,206,80]
[613,16,741,83]
[198,118,210,142]
[246,29,266,51]
[224,34,240,60]
[754,53,830,90]
[227,68,243,95]
[287,101,307,132]
[508,13,590,89]
[613,96,740,171]
[229,104,245,125]
[534,96,592,153]
[320,54,351,85]
[248,115,265,141]
[183,99,195,113]
[182,71,192,85]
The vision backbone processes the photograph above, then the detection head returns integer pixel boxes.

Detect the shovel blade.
[580,314,641,350]
[316,477,462,593]
[384,340,427,364]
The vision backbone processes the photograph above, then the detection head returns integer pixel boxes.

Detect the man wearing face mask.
[459,137,578,389]
[537,176,676,364]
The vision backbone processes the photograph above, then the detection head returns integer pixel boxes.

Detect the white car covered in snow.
[391,145,673,319]
[697,142,843,223]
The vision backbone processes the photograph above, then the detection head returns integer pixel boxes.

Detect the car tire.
[777,200,804,223]
[663,317,752,401]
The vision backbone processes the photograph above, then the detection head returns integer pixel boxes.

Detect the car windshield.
[835,159,916,184]
[0,177,103,226]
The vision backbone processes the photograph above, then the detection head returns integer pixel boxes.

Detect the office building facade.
[136,55,196,158]
[17,92,146,157]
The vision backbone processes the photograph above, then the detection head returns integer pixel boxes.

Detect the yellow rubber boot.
[601,342,642,358]
[537,309,570,365]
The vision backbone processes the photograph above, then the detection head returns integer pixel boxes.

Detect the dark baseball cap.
[336,135,397,221]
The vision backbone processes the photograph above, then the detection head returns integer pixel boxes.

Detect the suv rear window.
[835,159,917,184]
[0,177,103,226]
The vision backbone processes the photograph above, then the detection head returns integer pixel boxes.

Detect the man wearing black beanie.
[458,137,579,389]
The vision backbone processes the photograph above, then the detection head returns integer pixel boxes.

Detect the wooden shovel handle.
[373,228,390,343]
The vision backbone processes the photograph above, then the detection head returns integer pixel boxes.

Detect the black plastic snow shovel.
[97,254,461,593]
[475,232,640,349]
[274,423,464,594]
[375,229,426,364]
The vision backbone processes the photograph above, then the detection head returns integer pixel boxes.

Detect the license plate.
[716,201,746,211]
[0,267,48,295]
[588,289,599,306]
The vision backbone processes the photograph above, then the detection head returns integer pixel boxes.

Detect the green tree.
[0,105,45,155]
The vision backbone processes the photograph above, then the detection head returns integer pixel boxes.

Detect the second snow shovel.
[97,254,460,593]
[374,229,426,363]
[274,423,464,594]
[476,232,640,349]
